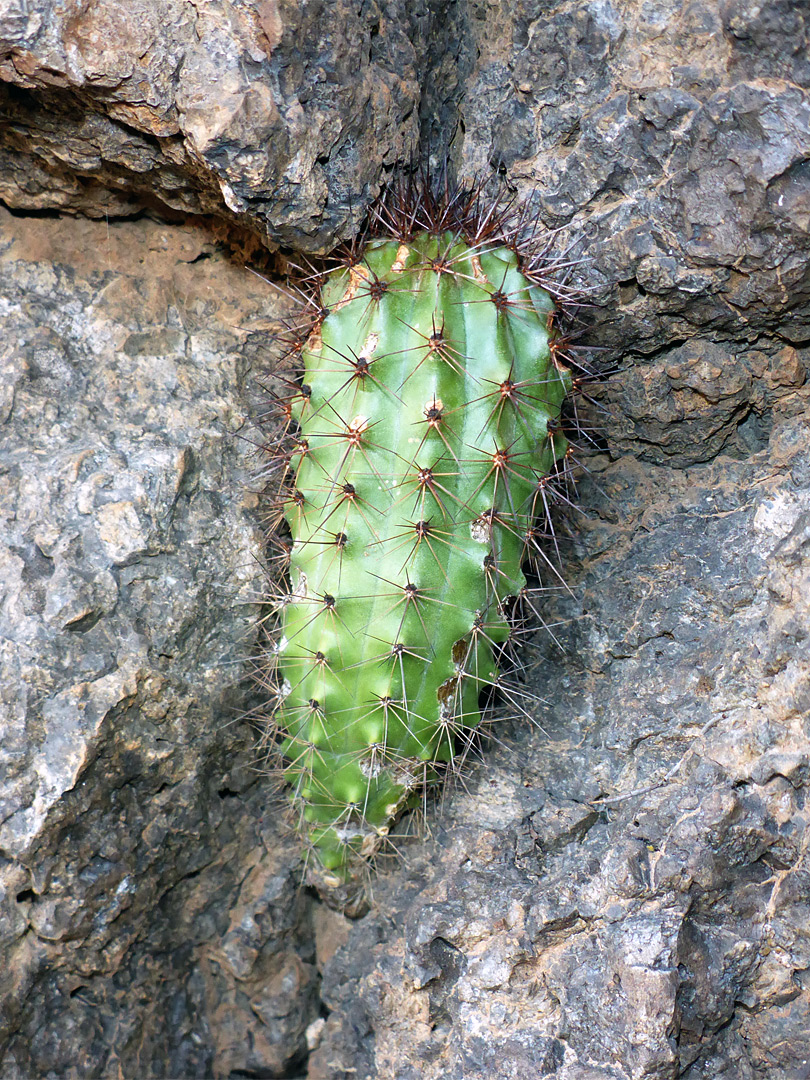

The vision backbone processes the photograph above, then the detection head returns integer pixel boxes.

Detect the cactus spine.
[267,186,574,886]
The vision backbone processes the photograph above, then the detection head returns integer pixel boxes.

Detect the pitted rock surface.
[312,401,810,1080]
[0,0,420,250]
[0,208,318,1078]
[451,0,810,357]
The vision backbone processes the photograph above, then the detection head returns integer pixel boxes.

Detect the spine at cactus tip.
[266,185,575,888]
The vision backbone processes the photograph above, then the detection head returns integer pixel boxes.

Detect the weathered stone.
[598,339,806,466]
[0,0,421,250]
[308,2,810,1075]
[452,0,810,360]
[0,207,317,1077]
[313,399,810,1080]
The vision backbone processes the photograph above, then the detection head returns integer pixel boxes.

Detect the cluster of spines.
[255,177,594,888]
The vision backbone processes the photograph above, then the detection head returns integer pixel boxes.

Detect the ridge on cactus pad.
[265,183,577,889]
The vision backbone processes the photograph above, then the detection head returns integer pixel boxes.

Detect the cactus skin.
[271,206,572,886]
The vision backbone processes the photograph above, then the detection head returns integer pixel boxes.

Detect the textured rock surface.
[453,0,810,357]
[0,0,420,250]
[1,0,809,1078]
[0,208,318,1077]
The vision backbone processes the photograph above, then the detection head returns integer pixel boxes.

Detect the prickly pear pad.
[270,207,573,885]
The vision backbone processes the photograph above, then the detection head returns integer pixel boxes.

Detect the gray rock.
[312,402,810,1080]
[0,207,318,1077]
[0,0,421,250]
[453,0,810,356]
[309,1,810,1078]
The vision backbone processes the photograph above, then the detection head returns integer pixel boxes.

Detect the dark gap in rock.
[560,119,581,148]
[778,331,810,349]
[0,202,66,220]
[617,278,641,304]
[65,610,103,633]
[623,338,688,362]
[227,1071,284,1079]
[414,0,477,169]
[736,408,771,454]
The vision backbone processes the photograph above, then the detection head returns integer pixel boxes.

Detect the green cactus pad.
[273,224,572,884]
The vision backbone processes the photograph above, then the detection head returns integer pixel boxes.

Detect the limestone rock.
[0,0,420,250]
[0,208,317,1078]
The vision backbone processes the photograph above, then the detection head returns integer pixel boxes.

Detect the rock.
[311,1,810,1078]
[0,0,421,250]
[313,401,810,1080]
[0,207,318,1077]
[453,0,810,357]
[600,340,806,466]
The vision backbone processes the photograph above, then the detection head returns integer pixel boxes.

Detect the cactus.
[264,182,576,888]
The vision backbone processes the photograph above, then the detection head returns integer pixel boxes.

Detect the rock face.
[452,0,810,355]
[1,1,809,1079]
[0,0,420,250]
[0,209,319,1077]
